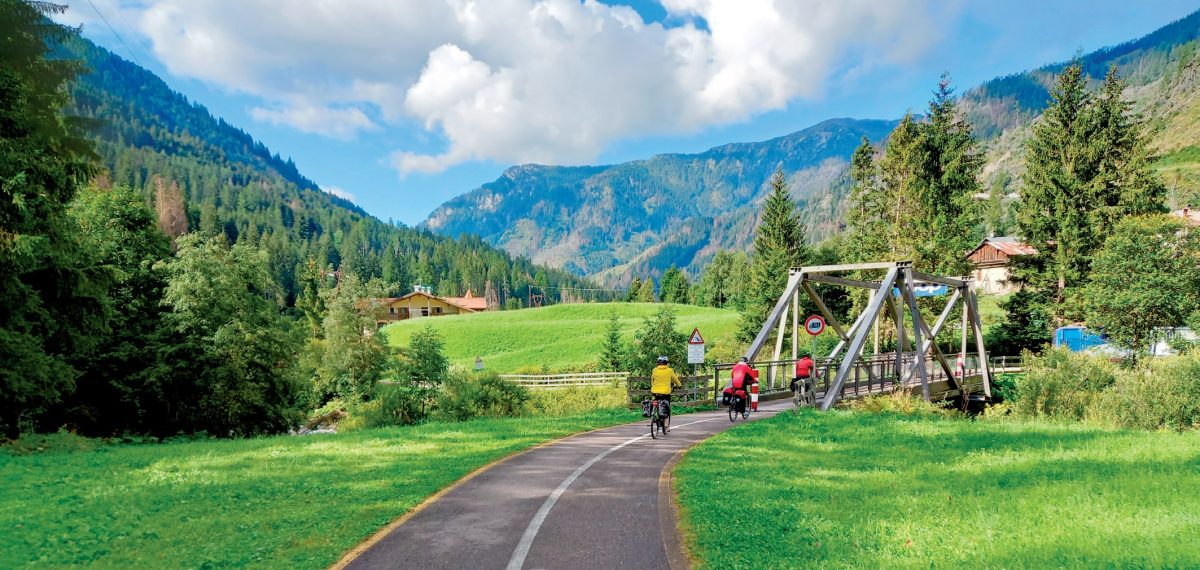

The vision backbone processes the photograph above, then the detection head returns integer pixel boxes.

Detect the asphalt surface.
[343,399,792,570]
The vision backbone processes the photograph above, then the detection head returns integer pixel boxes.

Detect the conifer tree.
[1013,61,1165,327]
[917,75,982,275]
[660,265,690,304]
[626,277,642,302]
[636,277,658,302]
[738,168,807,342]
[844,137,889,262]
[0,1,103,438]
[598,311,625,372]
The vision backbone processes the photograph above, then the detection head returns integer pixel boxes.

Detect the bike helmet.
[657,355,669,364]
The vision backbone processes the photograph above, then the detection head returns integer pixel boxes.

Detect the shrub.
[1009,349,1117,421]
[1095,353,1200,430]
[438,371,531,421]
[528,386,627,416]
[990,372,1023,403]
[339,384,432,431]
[844,392,957,417]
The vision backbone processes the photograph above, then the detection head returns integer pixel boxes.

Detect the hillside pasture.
[381,303,742,373]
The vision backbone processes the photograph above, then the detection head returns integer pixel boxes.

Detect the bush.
[1095,353,1200,430]
[339,384,432,431]
[438,371,531,421]
[844,392,957,417]
[528,386,627,416]
[1009,349,1117,421]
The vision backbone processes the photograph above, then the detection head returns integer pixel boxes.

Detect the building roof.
[969,236,1038,257]
[1171,207,1200,227]
[442,288,488,311]
[380,290,480,312]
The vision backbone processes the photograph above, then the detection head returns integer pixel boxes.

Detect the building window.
[435,307,443,314]
[421,308,430,317]
[389,307,396,314]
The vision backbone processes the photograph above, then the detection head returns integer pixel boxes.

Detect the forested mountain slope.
[423,118,897,285]
[59,35,591,304]
[424,9,1200,283]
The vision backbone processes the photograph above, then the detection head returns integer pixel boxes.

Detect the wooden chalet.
[376,287,489,323]
[965,237,1037,295]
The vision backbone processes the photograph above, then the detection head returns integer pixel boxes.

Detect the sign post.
[687,328,705,378]
[804,315,825,361]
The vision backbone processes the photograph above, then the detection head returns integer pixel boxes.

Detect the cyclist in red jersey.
[792,351,816,395]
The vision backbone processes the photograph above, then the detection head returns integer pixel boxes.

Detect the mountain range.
[422,9,1200,286]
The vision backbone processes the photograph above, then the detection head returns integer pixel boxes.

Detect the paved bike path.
[341,400,790,570]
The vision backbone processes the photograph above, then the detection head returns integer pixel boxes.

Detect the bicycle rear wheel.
[650,408,659,439]
[728,399,738,422]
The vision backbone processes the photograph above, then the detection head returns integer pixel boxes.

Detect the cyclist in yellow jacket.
[650,356,682,419]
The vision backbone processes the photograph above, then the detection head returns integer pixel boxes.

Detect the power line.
[84,0,143,68]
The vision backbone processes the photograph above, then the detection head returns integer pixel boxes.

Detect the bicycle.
[727,391,749,422]
[647,398,670,439]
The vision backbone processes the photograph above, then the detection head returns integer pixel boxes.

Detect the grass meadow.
[381,302,742,373]
[675,408,1200,569]
[0,410,640,569]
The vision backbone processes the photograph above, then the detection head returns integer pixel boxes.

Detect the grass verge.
[1,409,640,569]
[675,408,1200,568]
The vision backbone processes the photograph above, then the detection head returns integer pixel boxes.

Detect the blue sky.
[62,1,1200,226]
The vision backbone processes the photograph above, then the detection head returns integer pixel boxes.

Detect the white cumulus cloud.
[321,185,356,202]
[116,0,956,173]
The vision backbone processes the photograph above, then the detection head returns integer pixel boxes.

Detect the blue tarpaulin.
[892,284,948,298]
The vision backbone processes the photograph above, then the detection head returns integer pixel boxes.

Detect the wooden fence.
[499,372,628,389]
[625,375,714,407]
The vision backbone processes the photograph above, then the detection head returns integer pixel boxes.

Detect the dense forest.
[58,33,592,305]
[0,1,600,440]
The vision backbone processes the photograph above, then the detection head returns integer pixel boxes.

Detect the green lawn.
[675,409,1200,569]
[381,302,741,373]
[0,410,640,569]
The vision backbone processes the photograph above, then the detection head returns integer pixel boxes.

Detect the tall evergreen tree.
[659,265,690,304]
[636,277,658,302]
[0,1,104,438]
[1013,61,1166,327]
[916,75,982,275]
[626,277,642,302]
[844,136,889,262]
[598,311,625,372]
[738,168,807,342]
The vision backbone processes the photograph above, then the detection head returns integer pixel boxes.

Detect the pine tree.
[626,277,642,302]
[917,75,982,275]
[844,137,889,262]
[599,311,625,372]
[660,265,690,304]
[738,168,807,342]
[0,1,103,438]
[1013,61,1166,327]
[636,277,657,302]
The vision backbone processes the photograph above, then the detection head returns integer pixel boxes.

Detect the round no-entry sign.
[804,315,826,336]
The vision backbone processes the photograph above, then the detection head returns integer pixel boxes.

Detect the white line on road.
[505,416,724,570]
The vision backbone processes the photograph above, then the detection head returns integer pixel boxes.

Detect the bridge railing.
[713,352,997,406]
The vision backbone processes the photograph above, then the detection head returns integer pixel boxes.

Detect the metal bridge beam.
[820,266,899,411]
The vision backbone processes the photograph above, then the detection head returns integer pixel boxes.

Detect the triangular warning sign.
[688,328,704,344]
